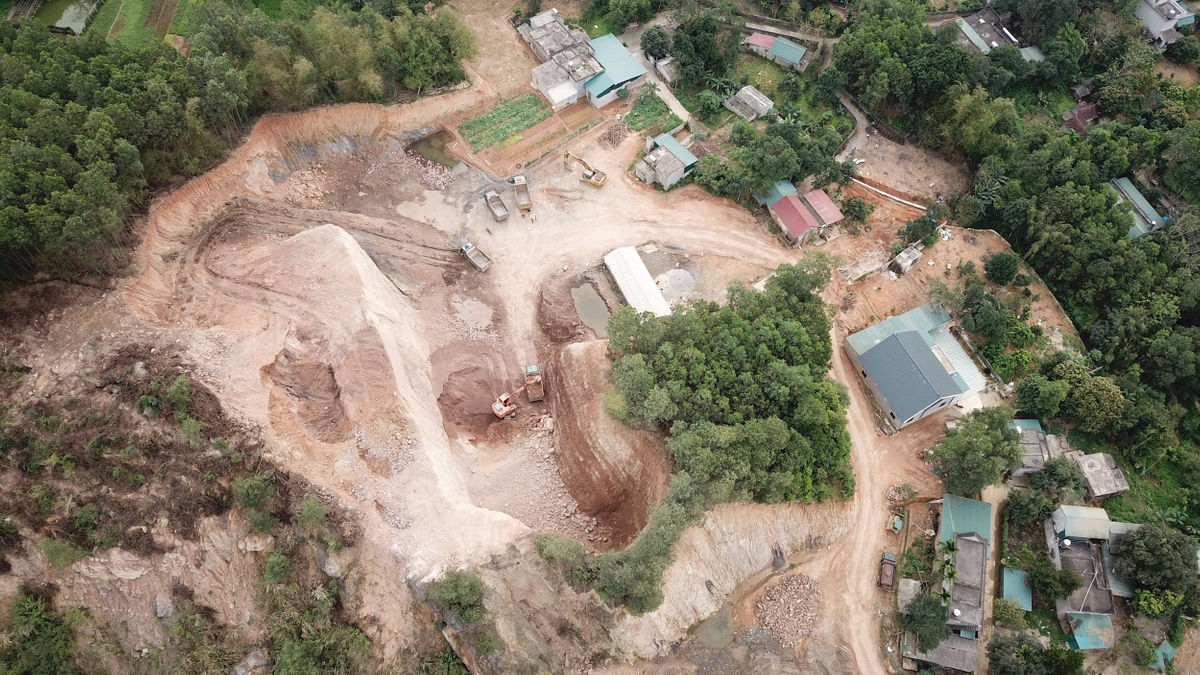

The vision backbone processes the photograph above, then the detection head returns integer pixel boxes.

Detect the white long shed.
[603,246,672,317]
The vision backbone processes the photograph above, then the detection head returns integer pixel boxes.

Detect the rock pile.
[399,150,455,190]
[754,573,821,648]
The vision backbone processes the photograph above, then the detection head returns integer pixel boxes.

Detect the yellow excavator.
[564,151,607,187]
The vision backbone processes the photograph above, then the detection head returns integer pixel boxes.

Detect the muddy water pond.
[36,0,98,34]
[571,284,610,338]
[407,130,460,168]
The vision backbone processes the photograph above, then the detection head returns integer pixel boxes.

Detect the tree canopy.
[609,259,853,501]
[1112,522,1199,595]
[931,407,1021,496]
[898,594,949,651]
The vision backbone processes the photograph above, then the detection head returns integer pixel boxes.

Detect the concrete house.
[846,303,986,430]
[635,133,699,189]
[1111,177,1166,238]
[1136,0,1195,48]
[1009,419,1065,477]
[743,33,810,71]
[519,10,646,110]
[1072,452,1129,501]
[906,495,993,672]
[724,85,774,121]
[1047,505,1141,628]
[520,9,602,110]
[584,34,648,108]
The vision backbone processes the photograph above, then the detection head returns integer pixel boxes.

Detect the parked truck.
[878,552,897,590]
[509,175,532,211]
[524,364,544,402]
[484,190,509,221]
[459,241,492,271]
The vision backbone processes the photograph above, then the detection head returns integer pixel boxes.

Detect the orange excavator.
[491,385,527,419]
[490,365,545,419]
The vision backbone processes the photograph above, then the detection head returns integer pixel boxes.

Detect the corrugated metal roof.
[1020,46,1046,61]
[1054,505,1111,541]
[1152,640,1177,670]
[754,179,798,206]
[653,133,698,168]
[1002,568,1033,610]
[801,188,844,226]
[930,325,986,394]
[939,495,993,551]
[846,303,953,355]
[744,32,776,50]
[1067,612,1115,650]
[769,37,808,65]
[603,246,671,317]
[1012,419,1044,432]
[956,18,992,53]
[585,34,647,97]
[1112,177,1164,238]
[859,331,965,422]
[1102,545,1136,598]
[770,195,821,240]
[907,633,979,672]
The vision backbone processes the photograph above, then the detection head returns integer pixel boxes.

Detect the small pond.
[407,130,460,168]
[36,0,99,35]
[571,284,610,338]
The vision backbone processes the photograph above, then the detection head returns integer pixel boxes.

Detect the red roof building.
[744,33,777,51]
[801,188,845,226]
[770,194,822,245]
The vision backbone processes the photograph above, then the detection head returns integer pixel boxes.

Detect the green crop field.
[459,95,552,151]
[88,0,156,48]
[625,92,682,136]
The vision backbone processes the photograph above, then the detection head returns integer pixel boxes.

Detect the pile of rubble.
[754,573,821,648]
[885,484,916,503]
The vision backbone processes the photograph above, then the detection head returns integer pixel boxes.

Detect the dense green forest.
[540,260,852,613]
[0,3,474,282]
[818,0,1200,525]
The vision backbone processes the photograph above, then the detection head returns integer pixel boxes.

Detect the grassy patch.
[675,87,735,127]
[1029,607,1068,645]
[1105,458,1190,525]
[735,54,787,99]
[458,94,551,151]
[0,0,11,16]
[167,0,196,34]
[572,15,614,39]
[625,92,682,135]
[88,0,156,47]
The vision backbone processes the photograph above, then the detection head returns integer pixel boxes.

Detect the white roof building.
[603,246,672,317]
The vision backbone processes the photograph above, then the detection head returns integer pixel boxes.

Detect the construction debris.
[754,573,821,648]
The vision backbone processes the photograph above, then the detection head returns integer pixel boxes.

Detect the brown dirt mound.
[262,337,351,444]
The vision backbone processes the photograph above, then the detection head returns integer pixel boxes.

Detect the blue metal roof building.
[846,303,985,429]
[1066,612,1116,650]
[939,494,993,551]
[652,133,698,170]
[1002,568,1033,611]
[585,34,647,107]
[754,180,798,207]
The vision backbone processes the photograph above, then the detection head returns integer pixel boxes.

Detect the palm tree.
[944,566,959,585]
[937,588,952,605]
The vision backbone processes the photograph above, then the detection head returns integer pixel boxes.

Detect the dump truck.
[878,552,897,590]
[484,190,509,221]
[524,364,544,402]
[564,151,606,187]
[459,241,492,271]
[509,175,532,211]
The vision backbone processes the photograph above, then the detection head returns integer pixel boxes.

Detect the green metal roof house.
[1066,612,1116,650]
[1111,177,1166,238]
[754,180,798,207]
[768,37,808,69]
[939,494,993,550]
[1052,505,1111,541]
[845,303,986,430]
[1151,640,1177,670]
[585,34,647,108]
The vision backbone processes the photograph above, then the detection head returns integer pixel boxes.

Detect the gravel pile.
[754,573,821,648]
